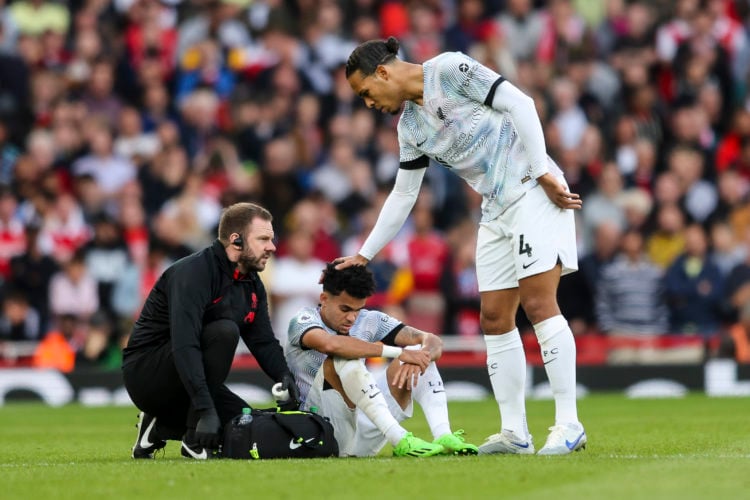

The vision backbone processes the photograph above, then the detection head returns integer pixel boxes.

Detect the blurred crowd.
[1,0,750,371]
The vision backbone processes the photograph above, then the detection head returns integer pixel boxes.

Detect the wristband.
[381,345,403,358]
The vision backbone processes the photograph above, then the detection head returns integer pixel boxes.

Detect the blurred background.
[0,0,749,389]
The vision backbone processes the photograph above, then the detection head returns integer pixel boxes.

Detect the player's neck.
[399,61,424,105]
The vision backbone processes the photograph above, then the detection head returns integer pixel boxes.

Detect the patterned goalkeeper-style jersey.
[398,51,562,222]
[285,306,402,403]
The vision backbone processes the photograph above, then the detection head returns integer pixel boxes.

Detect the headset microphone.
[232,235,244,249]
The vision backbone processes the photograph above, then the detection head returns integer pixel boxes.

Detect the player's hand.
[278,372,301,411]
[333,255,369,270]
[195,408,221,449]
[391,362,423,390]
[398,349,430,373]
[537,173,582,210]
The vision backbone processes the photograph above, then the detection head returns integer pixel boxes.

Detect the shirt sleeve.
[358,167,426,260]
[437,52,505,106]
[240,279,289,382]
[288,308,326,351]
[168,260,215,411]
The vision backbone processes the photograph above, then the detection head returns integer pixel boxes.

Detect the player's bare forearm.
[537,173,582,210]
[305,329,384,359]
[395,326,443,361]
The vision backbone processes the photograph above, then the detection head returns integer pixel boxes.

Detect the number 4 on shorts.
[518,235,533,257]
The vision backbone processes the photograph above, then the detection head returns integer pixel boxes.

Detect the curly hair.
[320,262,375,299]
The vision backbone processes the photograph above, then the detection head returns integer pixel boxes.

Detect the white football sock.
[412,362,451,438]
[534,315,579,425]
[484,330,529,439]
[334,358,407,445]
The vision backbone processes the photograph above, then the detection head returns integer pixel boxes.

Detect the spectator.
[0,289,41,341]
[48,248,99,324]
[72,121,136,200]
[580,162,626,253]
[31,313,77,373]
[709,220,745,278]
[8,223,58,332]
[269,229,325,345]
[442,219,481,337]
[75,310,122,370]
[82,213,131,319]
[38,193,91,263]
[646,203,687,269]
[663,223,724,336]
[496,0,546,62]
[575,220,624,331]
[0,187,26,279]
[403,193,450,334]
[667,145,718,224]
[596,229,668,336]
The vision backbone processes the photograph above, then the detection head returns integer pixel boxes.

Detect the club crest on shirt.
[299,313,313,323]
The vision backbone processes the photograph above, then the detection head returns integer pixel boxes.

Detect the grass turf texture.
[1,394,749,499]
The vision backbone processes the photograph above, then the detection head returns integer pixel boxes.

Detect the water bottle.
[238,407,253,425]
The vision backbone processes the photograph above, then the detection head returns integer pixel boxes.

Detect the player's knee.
[333,357,366,379]
[480,309,515,334]
[519,295,559,325]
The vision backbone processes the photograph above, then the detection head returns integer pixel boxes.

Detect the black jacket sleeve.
[240,281,289,382]
[169,259,215,411]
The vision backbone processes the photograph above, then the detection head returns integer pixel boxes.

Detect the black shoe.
[132,412,167,459]
[180,440,220,460]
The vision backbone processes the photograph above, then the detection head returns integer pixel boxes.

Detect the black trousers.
[123,320,247,440]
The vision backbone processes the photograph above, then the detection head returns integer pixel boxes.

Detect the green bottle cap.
[310,406,318,413]
[242,407,251,414]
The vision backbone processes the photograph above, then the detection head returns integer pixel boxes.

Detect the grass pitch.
[1,394,748,499]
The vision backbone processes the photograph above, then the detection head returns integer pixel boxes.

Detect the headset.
[232,234,244,250]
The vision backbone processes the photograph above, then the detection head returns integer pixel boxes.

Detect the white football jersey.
[397,51,562,222]
[285,306,402,403]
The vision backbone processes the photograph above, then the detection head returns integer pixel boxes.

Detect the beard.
[238,248,269,272]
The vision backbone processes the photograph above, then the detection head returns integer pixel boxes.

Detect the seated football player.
[285,263,478,457]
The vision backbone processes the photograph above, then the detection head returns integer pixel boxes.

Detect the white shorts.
[304,360,411,457]
[476,182,578,292]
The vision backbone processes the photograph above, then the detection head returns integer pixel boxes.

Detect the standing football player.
[337,37,585,455]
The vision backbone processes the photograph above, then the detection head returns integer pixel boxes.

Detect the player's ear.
[375,64,389,80]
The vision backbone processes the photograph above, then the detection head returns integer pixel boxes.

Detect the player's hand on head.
[333,255,369,270]
[398,348,430,373]
[195,408,221,449]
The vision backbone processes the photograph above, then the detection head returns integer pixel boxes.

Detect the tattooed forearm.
[395,326,443,361]
[395,326,425,345]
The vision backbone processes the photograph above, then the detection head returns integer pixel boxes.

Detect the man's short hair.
[321,262,375,299]
[217,202,272,244]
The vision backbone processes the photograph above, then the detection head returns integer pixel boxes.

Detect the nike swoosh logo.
[432,390,445,393]
[368,391,382,399]
[139,417,157,448]
[289,439,303,450]
[543,358,558,365]
[416,139,426,147]
[511,441,530,449]
[522,260,539,270]
[566,432,585,450]
[182,443,208,459]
